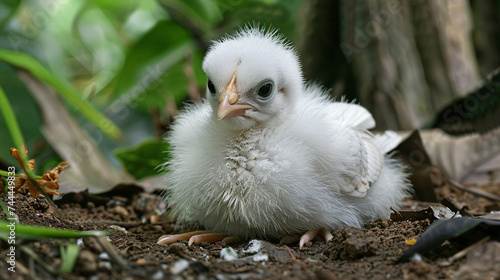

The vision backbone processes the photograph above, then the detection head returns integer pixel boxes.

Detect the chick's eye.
[207,79,216,96]
[257,81,273,100]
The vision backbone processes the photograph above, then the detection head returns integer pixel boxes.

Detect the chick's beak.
[217,74,255,120]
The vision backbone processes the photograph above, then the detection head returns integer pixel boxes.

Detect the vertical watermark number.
[6,166,16,273]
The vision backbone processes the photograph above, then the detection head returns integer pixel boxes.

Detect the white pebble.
[170,259,189,275]
[243,240,262,253]
[220,247,238,261]
[252,252,268,262]
[151,270,164,279]
[98,252,110,260]
[410,253,422,262]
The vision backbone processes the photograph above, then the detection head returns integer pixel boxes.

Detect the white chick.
[159,27,411,248]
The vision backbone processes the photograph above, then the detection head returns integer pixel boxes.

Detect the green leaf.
[0,62,43,169]
[0,49,122,141]
[0,219,109,240]
[114,139,170,180]
[91,0,139,17]
[105,19,195,103]
[163,0,221,29]
[121,49,206,113]
[59,243,79,274]
[218,1,297,41]
[0,84,25,155]
[0,0,21,30]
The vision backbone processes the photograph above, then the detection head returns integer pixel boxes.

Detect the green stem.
[0,87,26,153]
[0,86,66,220]
[0,170,20,177]
[0,169,42,179]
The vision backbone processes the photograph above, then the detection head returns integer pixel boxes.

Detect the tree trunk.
[470,0,500,76]
[341,0,432,130]
[298,0,484,131]
[411,0,480,109]
[297,0,356,100]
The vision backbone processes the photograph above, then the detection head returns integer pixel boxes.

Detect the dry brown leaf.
[454,241,500,279]
[392,130,439,202]
[390,205,455,222]
[9,147,70,198]
[421,128,500,182]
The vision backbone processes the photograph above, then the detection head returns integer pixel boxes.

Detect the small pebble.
[252,252,268,262]
[151,270,164,279]
[75,250,98,276]
[410,253,423,262]
[109,225,128,234]
[170,259,189,275]
[243,240,263,253]
[98,252,110,260]
[220,247,238,261]
[111,205,129,218]
[100,261,112,271]
[83,237,104,254]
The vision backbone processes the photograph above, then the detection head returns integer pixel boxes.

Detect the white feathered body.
[165,86,410,239]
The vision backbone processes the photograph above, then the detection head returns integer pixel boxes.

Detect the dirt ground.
[1,180,500,280]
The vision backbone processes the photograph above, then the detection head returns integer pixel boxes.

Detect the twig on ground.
[282,245,301,263]
[439,197,473,217]
[449,180,500,202]
[96,235,128,268]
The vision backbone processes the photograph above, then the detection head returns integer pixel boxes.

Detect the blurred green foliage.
[114,139,170,180]
[0,0,304,179]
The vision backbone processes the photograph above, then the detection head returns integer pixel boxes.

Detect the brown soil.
[1,182,499,280]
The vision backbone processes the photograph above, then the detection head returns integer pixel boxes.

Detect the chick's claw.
[187,233,228,246]
[157,231,239,246]
[293,228,333,249]
[279,228,333,249]
[157,230,209,245]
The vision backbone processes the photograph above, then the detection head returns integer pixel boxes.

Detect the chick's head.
[202,28,303,130]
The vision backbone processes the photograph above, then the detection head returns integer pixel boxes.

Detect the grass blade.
[0,86,65,218]
[0,219,109,240]
[0,86,25,154]
[59,243,79,274]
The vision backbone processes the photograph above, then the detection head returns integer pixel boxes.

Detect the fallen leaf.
[453,241,500,279]
[478,213,500,221]
[9,147,70,198]
[392,131,439,202]
[420,127,500,182]
[439,197,473,217]
[397,217,500,263]
[433,70,500,135]
[390,205,455,222]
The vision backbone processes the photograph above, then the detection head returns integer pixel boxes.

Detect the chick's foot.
[157,231,239,246]
[280,228,333,249]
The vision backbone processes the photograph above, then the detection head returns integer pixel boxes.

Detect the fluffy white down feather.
[163,28,412,239]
